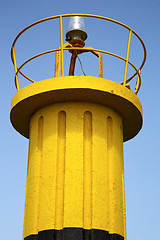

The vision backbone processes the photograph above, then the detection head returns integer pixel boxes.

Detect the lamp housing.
[66,16,87,41]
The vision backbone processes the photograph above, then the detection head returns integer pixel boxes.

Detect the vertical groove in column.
[107,116,114,232]
[55,111,66,236]
[38,116,44,152]
[83,111,92,234]
[35,116,44,232]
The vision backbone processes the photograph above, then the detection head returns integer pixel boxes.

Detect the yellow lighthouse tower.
[10,14,146,240]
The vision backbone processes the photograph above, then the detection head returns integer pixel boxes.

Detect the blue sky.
[1,0,160,239]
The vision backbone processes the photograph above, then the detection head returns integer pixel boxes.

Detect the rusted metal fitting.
[68,39,85,54]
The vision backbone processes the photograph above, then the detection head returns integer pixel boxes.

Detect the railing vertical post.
[12,47,19,91]
[60,16,64,77]
[123,29,132,86]
[135,69,141,94]
[99,54,103,78]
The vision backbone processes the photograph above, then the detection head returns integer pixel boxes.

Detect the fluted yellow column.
[10,76,142,240]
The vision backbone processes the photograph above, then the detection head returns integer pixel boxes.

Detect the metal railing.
[11,14,146,94]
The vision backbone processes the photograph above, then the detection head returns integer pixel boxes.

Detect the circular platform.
[10,76,142,142]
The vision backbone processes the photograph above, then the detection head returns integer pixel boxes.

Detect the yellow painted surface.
[23,102,126,239]
[9,75,144,240]
[10,76,142,141]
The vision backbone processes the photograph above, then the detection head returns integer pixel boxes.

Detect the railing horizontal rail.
[16,47,140,85]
